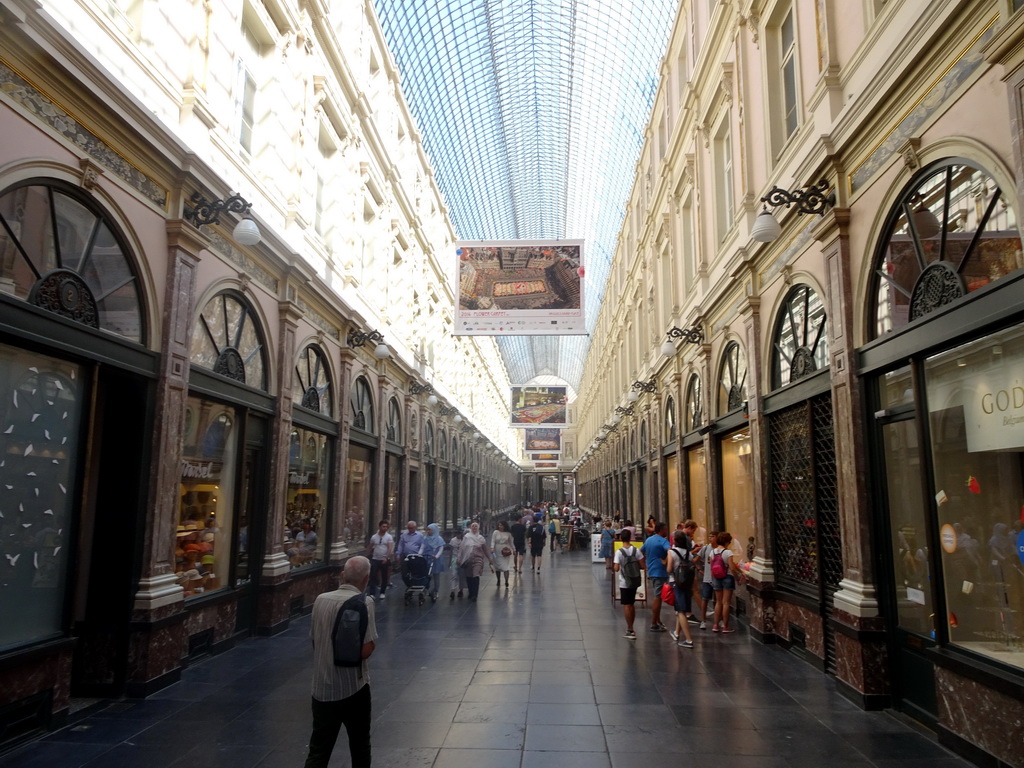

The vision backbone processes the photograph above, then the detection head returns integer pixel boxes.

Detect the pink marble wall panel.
[0,649,72,711]
[936,667,1024,768]
[127,603,186,683]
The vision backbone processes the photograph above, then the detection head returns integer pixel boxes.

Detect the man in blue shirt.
[641,521,671,632]
[395,520,425,561]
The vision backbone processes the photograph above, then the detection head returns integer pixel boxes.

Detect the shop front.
[863,158,1024,761]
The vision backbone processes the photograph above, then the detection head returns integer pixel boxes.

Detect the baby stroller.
[401,554,431,605]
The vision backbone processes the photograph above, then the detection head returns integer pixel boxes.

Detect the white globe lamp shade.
[426,394,438,406]
[453,414,463,423]
[233,218,261,245]
[373,342,391,359]
[610,413,621,424]
[660,340,676,357]
[626,390,639,403]
[750,209,782,243]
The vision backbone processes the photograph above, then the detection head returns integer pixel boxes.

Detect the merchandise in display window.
[924,329,1024,670]
[285,428,330,568]
[178,397,237,596]
[665,454,680,525]
[687,446,709,544]
[721,427,755,566]
[0,345,83,650]
[385,454,401,521]
[345,444,373,545]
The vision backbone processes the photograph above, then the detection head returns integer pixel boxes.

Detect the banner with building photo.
[510,385,569,427]
[533,462,559,469]
[524,428,561,453]
[454,240,585,336]
[529,453,561,461]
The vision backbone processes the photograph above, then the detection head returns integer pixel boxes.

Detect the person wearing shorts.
[613,529,645,638]
[710,532,739,633]
[510,516,527,573]
[528,520,547,573]
[696,532,718,630]
[667,530,695,648]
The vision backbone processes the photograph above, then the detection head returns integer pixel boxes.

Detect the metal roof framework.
[374,0,679,391]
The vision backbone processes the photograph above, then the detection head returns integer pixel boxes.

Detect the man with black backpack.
[304,556,378,768]
[613,529,645,638]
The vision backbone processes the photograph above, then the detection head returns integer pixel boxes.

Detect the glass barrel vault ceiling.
[374,0,679,392]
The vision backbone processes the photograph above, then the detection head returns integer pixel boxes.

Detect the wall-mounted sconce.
[660,324,704,356]
[601,424,617,433]
[186,192,262,245]
[615,405,634,417]
[439,405,457,417]
[410,381,434,396]
[347,329,391,359]
[460,424,473,434]
[751,179,836,243]
[627,377,657,401]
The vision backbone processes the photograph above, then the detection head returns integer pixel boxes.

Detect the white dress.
[490,531,514,572]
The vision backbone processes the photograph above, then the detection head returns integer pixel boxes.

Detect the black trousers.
[369,558,390,596]
[304,684,371,768]
[467,575,481,600]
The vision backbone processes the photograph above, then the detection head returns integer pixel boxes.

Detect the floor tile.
[442,722,526,750]
[524,724,606,751]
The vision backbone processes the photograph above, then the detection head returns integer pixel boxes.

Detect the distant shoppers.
[710,532,740,633]
[366,520,393,600]
[549,514,562,553]
[528,516,547,573]
[422,523,446,602]
[448,528,467,599]
[599,519,615,570]
[458,521,494,601]
[614,529,644,639]
[490,520,514,589]
[644,516,657,540]
[510,515,527,573]
[641,521,670,633]
[303,556,377,768]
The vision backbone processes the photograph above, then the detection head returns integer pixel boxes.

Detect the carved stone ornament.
[909,261,966,321]
[301,386,321,411]
[29,269,99,327]
[790,347,816,381]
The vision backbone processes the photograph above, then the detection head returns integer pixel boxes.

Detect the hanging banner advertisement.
[529,453,561,461]
[454,240,585,336]
[524,428,561,452]
[510,385,569,427]
[533,462,558,468]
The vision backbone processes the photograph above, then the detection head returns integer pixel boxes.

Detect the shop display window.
[345,443,373,545]
[687,446,709,543]
[285,428,330,568]
[0,345,83,650]
[721,427,756,563]
[924,328,1024,670]
[385,453,401,520]
[177,397,238,596]
[665,454,680,526]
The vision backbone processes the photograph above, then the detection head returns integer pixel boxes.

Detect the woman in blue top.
[599,519,615,570]
[422,523,446,602]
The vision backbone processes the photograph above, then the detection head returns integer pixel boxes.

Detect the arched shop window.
[772,284,828,389]
[294,344,332,417]
[349,377,374,433]
[685,375,702,432]
[664,396,677,443]
[717,342,747,415]
[871,160,1022,338]
[0,180,146,342]
[640,420,648,455]
[386,398,402,442]
[424,421,434,457]
[190,292,267,389]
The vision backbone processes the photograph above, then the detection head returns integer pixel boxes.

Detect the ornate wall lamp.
[185,192,262,245]
[626,377,657,402]
[439,405,458,418]
[751,179,836,243]
[660,324,704,356]
[410,381,433,396]
[347,328,391,359]
[615,405,634,417]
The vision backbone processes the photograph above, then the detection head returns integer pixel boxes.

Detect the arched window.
[717,342,747,415]
[452,436,458,461]
[0,180,145,342]
[439,429,448,460]
[386,398,402,442]
[294,344,332,417]
[871,159,1022,338]
[191,291,267,389]
[424,421,434,457]
[772,284,828,390]
[630,428,637,460]
[640,421,648,455]
[664,396,677,443]
[685,375,702,432]
[349,377,374,432]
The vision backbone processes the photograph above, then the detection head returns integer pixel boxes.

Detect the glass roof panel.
[374,0,679,390]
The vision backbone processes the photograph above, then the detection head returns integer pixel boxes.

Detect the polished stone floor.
[1,549,973,768]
